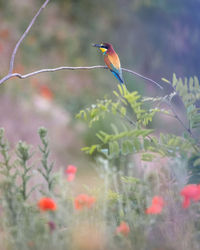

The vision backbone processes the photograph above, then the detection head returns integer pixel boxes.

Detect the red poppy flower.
[38,85,53,101]
[38,197,57,211]
[66,165,77,174]
[116,221,130,236]
[74,194,96,210]
[180,184,200,208]
[65,165,77,182]
[146,196,164,214]
[152,196,164,206]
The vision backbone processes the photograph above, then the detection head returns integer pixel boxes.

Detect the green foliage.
[38,127,56,193]
[120,176,149,216]
[76,99,113,127]
[0,128,13,177]
[77,85,169,128]
[172,74,200,130]
[16,141,33,200]
[78,84,196,162]
[0,78,200,249]
[107,174,149,220]
[0,128,57,218]
[0,128,19,227]
[187,153,200,184]
[0,128,67,250]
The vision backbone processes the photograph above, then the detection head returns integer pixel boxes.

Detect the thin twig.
[9,0,50,74]
[117,109,136,127]
[164,100,193,136]
[122,68,163,89]
[163,100,200,151]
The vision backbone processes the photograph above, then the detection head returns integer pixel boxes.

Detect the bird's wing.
[104,54,124,83]
[106,53,121,70]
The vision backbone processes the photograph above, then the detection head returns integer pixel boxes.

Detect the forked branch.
[9,0,50,74]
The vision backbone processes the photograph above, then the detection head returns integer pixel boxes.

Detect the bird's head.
[92,43,112,54]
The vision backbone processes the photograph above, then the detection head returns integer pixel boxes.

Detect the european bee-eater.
[93,43,124,84]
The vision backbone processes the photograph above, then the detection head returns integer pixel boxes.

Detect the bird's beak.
[92,43,102,48]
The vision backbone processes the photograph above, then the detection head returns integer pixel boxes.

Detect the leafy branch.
[0,129,18,225]
[38,127,55,193]
[77,84,198,160]
[16,141,33,200]
[0,128,12,177]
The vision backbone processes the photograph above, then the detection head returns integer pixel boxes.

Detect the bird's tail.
[111,70,124,84]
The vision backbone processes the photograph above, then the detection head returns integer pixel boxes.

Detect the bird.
[92,43,124,85]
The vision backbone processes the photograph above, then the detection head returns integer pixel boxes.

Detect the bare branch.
[122,68,163,89]
[8,0,50,74]
[0,65,164,91]
[164,100,192,136]
[15,66,107,79]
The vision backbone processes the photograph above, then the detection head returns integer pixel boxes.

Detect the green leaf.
[120,106,126,116]
[141,153,156,161]
[193,158,200,167]
[194,76,199,89]
[172,73,178,87]
[76,110,87,120]
[161,77,171,84]
[121,140,133,155]
[81,144,100,154]
[121,176,140,184]
[133,138,141,151]
[143,138,151,151]
[109,141,120,157]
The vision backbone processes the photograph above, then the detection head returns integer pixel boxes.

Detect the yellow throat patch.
[100,47,107,53]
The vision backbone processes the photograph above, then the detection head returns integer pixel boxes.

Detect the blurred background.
[0,0,199,171]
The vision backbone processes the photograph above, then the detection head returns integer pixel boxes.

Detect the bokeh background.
[0,0,200,170]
